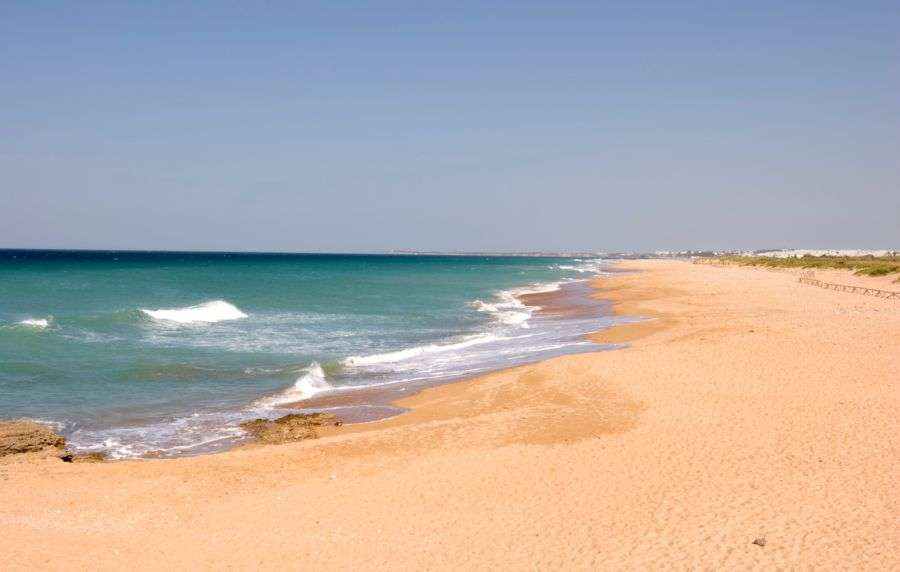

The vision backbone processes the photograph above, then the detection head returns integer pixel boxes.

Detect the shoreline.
[316,262,665,444]
[1,268,630,461]
[3,262,623,460]
[296,271,645,445]
[2,260,897,569]
[283,274,626,429]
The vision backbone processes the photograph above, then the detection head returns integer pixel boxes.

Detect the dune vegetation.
[712,255,900,278]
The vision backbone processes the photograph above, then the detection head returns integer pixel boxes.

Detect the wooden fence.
[690,258,730,266]
[797,276,900,299]
[691,258,900,299]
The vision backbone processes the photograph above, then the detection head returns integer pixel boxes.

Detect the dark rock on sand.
[61,452,108,463]
[752,537,767,547]
[240,413,342,445]
[0,420,67,458]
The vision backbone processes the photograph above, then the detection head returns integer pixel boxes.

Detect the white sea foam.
[18,318,49,328]
[556,259,604,273]
[471,292,532,327]
[469,281,564,328]
[23,417,63,432]
[253,363,332,408]
[515,281,564,295]
[141,300,247,324]
[67,414,248,459]
[344,333,503,367]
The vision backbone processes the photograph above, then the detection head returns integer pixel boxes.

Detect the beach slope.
[1,260,897,570]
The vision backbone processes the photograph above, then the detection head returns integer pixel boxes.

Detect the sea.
[0,250,628,458]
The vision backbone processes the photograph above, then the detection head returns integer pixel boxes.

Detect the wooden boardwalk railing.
[797,276,900,299]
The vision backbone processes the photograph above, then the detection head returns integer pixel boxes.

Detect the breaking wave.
[555,259,604,273]
[141,300,247,324]
[470,293,531,327]
[343,333,503,367]
[253,363,332,408]
[469,281,562,328]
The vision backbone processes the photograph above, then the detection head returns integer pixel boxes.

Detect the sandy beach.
[2,260,898,570]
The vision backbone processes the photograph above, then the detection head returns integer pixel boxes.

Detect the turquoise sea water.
[0,251,622,458]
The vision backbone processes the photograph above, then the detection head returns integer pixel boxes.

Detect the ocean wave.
[555,259,604,273]
[344,279,572,371]
[469,281,564,328]
[514,281,563,295]
[18,318,50,328]
[344,333,503,367]
[253,363,332,408]
[470,291,532,327]
[140,300,247,324]
[66,413,248,459]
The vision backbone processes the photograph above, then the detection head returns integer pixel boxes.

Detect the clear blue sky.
[2,1,898,252]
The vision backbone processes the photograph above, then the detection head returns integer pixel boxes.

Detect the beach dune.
[1,260,897,570]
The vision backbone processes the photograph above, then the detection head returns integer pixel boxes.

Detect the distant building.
[750,249,894,258]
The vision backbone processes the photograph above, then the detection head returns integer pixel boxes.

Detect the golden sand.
[2,260,897,570]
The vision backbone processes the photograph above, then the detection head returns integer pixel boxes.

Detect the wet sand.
[1,260,898,570]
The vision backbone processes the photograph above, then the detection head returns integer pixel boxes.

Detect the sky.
[2,1,899,253]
